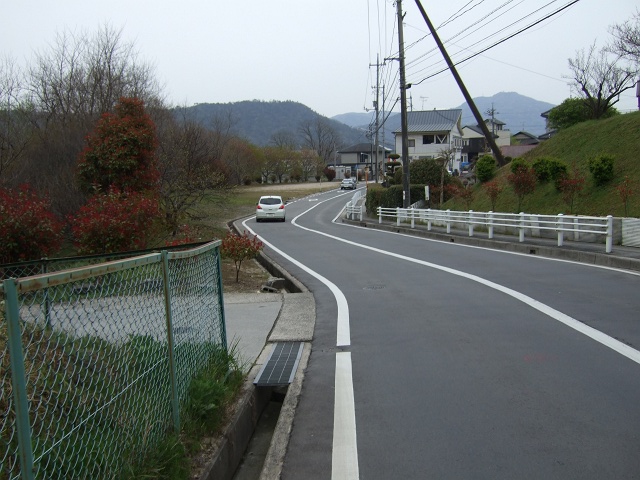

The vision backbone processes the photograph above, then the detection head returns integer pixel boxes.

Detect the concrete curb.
[199,228,314,480]
[198,358,273,480]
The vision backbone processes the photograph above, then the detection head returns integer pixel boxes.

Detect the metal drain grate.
[254,342,304,387]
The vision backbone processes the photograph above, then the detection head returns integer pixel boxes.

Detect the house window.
[408,139,415,147]
[423,134,448,144]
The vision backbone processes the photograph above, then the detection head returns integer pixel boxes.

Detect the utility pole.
[370,54,383,182]
[486,103,498,137]
[414,0,506,167]
[381,84,386,170]
[397,0,411,207]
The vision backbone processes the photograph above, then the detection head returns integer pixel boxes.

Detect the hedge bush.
[588,154,615,186]
[476,155,496,182]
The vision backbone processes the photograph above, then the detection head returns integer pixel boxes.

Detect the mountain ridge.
[333,92,555,141]
[178,92,554,150]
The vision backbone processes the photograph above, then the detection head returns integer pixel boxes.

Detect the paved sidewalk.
[224,292,283,368]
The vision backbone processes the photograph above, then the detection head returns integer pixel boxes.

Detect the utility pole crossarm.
[414,0,506,167]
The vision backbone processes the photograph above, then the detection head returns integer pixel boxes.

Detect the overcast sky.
[2,1,639,118]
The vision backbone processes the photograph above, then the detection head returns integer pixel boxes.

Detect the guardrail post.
[411,208,415,228]
[397,207,401,226]
[359,206,363,222]
[519,212,525,242]
[606,215,613,253]
[378,207,382,224]
[427,209,432,230]
[468,210,474,237]
[4,279,36,480]
[161,251,181,432]
[446,209,451,234]
[573,217,580,241]
[557,214,564,247]
[488,211,494,239]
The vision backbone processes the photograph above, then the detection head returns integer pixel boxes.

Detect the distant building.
[461,117,511,165]
[393,109,464,172]
[336,143,390,180]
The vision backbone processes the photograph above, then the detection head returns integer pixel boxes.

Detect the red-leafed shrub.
[77,97,159,194]
[165,225,197,247]
[221,231,264,282]
[507,165,537,213]
[483,180,504,211]
[616,176,635,217]
[0,185,63,263]
[70,188,159,254]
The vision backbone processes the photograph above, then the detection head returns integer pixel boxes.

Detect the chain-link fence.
[0,240,226,480]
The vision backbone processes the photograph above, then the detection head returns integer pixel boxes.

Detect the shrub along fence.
[0,240,226,480]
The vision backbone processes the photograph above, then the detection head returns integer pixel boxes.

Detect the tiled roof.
[394,109,462,134]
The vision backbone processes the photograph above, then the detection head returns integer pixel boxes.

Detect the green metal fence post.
[215,246,228,351]
[42,259,51,328]
[4,279,35,480]
[161,251,181,432]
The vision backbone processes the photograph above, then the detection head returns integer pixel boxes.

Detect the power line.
[410,0,581,87]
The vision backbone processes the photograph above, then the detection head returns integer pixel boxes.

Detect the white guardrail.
[345,191,364,221]
[374,207,614,253]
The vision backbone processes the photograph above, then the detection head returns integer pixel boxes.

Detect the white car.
[256,195,286,222]
[340,178,357,190]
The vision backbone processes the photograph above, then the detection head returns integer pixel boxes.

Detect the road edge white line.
[332,352,359,480]
[241,217,351,347]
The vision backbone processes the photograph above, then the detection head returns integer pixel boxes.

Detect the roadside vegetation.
[444,111,640,217]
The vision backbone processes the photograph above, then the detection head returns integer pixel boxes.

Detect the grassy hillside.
[446,111,640,218]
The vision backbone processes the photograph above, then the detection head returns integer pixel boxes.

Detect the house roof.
[485,118,506,126]
[394,109,462,134]
[337,143,390,154]
[513,131,538,139]
[501,145,538,157]
[462,124,498,138]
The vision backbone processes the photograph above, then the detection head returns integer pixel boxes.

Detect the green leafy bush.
[588,154,615,186]
[509,157,528,174]
[409,158,444,184]
[532,157,568,190]
[475,155,496,182]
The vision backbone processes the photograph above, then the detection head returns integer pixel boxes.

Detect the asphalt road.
[241,186,640,480]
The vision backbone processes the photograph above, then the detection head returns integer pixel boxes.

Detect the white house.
[393,109,464,172]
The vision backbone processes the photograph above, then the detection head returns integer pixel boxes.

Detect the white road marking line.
[241,218,351,347]
[332,352,359,480]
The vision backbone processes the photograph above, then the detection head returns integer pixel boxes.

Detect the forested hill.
[180,100,368,147]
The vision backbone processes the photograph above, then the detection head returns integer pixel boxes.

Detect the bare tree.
[299,148,322,182]
[0,56,33,186]
[156,108,230,236]
[223,136,262,185]
[207,109,237,162]
[27,25,162,123]
[609,9,640,62]
[269,130,299,149]
[298,117,343,166]
[568,42,638,119]
[13,24,164,216]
